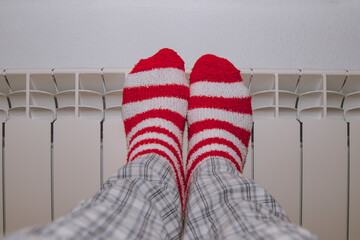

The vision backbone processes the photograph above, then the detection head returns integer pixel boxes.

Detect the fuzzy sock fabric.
[186,54,253,191]
[122,48,189,208]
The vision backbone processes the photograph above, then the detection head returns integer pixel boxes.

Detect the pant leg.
[183,157,317,240]
[6,154,183,240]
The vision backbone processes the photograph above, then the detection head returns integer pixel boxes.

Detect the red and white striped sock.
[122,48,189,208]
[186,54,253,190]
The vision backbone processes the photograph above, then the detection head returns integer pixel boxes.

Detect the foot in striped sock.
[122,48,189,208]
[186,54,253,189]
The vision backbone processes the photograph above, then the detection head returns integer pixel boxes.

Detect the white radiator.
[0,68,359,240]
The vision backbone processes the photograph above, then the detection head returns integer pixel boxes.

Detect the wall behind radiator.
[0,0,359,70]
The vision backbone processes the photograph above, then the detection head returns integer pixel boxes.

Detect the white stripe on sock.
[126,68,188,88]
[188,129,247,159]
[129,143,177,163]
[127,118,182,147]
[128,132,181,157]
[187,143,242,169]
[122,97,188,120]
[190,81,250,98]
[188,108,253,132]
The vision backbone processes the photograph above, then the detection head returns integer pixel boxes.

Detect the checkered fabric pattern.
[6,154,317,240]
[6,154,183,240]
[183,157,317,240]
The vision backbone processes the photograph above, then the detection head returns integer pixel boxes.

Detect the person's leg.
[6,48,189,240]
[183,55,317,240]
[7,154,182,240]
[184,158,316,240]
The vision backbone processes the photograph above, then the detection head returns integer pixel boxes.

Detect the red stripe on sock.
[129,126,182,156]
[131,149,185,210]
[186,137,243,167]
[188,96,252,114]
[190,54,242,84]
[186,150,242,187]
[130,48,185,74]
[127,138,185,182]
[123,85,189,104]
[124,109,186,136]
[188,119,251,148]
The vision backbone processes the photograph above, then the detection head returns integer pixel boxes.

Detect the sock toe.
[190,54,242,84]
[130,48,185,74]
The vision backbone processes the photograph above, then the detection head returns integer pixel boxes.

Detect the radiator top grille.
[1,69,359,122]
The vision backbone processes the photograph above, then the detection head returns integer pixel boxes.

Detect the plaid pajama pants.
[6,154,317,240]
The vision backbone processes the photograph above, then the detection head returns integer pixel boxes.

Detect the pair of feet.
[122,48,252,211]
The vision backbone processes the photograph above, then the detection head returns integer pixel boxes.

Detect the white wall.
[0,0,359,70]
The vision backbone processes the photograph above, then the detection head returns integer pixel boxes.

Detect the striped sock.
[122,48,189,208]
[186,54,253,190]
